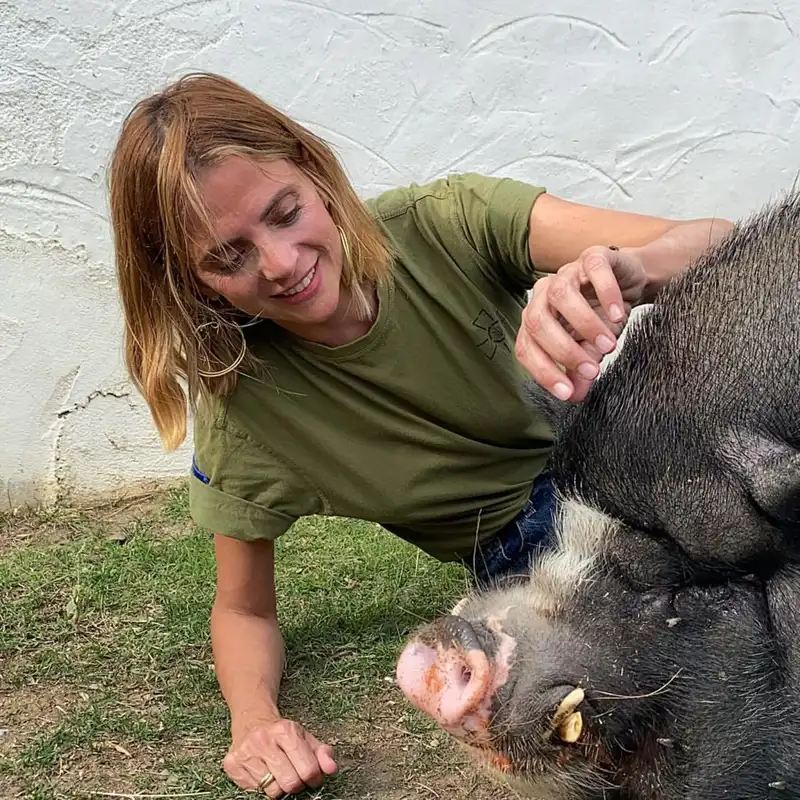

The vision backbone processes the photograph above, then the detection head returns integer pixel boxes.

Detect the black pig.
[396,191,800,799]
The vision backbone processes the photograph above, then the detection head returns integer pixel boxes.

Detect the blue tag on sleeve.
[191,454,210,485]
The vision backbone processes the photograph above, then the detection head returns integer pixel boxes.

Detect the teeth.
[553,687,585,722]
[558,711,583,743]
[543,687,585,743]
[281,267,316,297]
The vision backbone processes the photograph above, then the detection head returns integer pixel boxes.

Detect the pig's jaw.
[395,612,616,797]
[396,498,628,796]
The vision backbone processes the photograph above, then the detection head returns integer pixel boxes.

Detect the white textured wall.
[1,0,799,508]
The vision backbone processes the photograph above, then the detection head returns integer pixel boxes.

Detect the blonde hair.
[108,72,393,451]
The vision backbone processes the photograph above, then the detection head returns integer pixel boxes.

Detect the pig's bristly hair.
[525,495,621,616]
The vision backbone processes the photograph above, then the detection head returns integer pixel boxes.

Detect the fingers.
[515,331,575,401]
[276,725,335,789]
[580,246,628,325]
[534,273,619,356]
[561,340,606,404]
[251,738,304,797]
[581,245,650,330]
[517,246,647,401]
[519,281,615,401]
[224,742,294,797]
[306,731,339,776]
[223,719,338,797]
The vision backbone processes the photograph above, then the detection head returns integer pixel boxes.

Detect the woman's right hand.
[223,717,338,797]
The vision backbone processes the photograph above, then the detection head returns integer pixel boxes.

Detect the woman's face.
[192,156,346,335]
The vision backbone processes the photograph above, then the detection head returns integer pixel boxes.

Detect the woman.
[108,72,732,797]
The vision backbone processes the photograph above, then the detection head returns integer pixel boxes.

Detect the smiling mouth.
[274,264,317,298]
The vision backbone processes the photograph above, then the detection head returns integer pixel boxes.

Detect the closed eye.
[272,203,302,227]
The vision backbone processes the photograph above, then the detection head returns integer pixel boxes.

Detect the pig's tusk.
[554,687,585,722]
[544,687,585,742]
[558,711,583,743]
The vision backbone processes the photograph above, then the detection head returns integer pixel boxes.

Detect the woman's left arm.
[518,193,734,403]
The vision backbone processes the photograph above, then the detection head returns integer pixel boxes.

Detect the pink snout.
[395,615,499,741]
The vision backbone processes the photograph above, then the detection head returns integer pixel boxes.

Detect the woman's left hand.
[515,245,648,403]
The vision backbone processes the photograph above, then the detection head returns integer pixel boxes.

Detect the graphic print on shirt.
[472,309,510,360]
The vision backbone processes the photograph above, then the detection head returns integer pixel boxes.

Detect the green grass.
[0,486,490,800]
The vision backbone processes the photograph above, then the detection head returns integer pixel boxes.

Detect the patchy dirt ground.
[0,682,519,799]
[0,684,81,765]
[0,488,186,552]
[0,491,524,800]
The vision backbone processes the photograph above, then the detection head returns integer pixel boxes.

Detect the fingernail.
[609,304,624,322]
[577,362,599,379]
[553,382,572,400]
[596,335,616,353]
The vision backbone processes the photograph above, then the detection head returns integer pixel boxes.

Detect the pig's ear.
[521,379,577,437]
[747,445,800,529]
[727,432,800,528]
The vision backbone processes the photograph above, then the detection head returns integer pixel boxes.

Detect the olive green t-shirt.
[189,172,555,562]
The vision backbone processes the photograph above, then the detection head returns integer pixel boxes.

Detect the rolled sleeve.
[188,407,311,541]
[189,476,296,540]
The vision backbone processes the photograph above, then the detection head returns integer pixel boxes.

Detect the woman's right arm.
[211,534,338,797]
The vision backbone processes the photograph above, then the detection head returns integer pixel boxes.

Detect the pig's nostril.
[455,666,474,692]
[396,615,496,731]
[437,648,491,726]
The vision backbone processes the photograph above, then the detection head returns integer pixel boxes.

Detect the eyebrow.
[197,185,299,268]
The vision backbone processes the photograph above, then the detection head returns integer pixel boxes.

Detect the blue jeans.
[462,472,558,589]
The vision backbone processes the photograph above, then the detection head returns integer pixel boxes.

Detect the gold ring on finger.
[257,771,276,793]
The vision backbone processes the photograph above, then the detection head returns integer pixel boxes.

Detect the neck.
[279,283,378,347]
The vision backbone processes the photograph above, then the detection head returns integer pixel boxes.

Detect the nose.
[396,615,493,733]
[252,232,297,283]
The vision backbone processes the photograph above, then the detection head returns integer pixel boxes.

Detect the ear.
[746,443,800,528]
[722,431,800,529]
[521,378,578,439]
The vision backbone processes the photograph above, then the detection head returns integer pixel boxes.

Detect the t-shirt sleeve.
[437,172,547,291]
[188,411,302,541]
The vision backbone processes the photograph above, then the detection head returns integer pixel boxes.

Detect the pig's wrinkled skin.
[397,192,800,799]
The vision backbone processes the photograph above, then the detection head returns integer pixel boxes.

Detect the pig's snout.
[396,615,509,741]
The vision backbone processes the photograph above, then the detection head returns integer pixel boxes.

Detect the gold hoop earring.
[336,225,352,268]
[195,319,247,378]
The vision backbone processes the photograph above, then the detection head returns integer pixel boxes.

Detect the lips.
[274,265,317,298]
